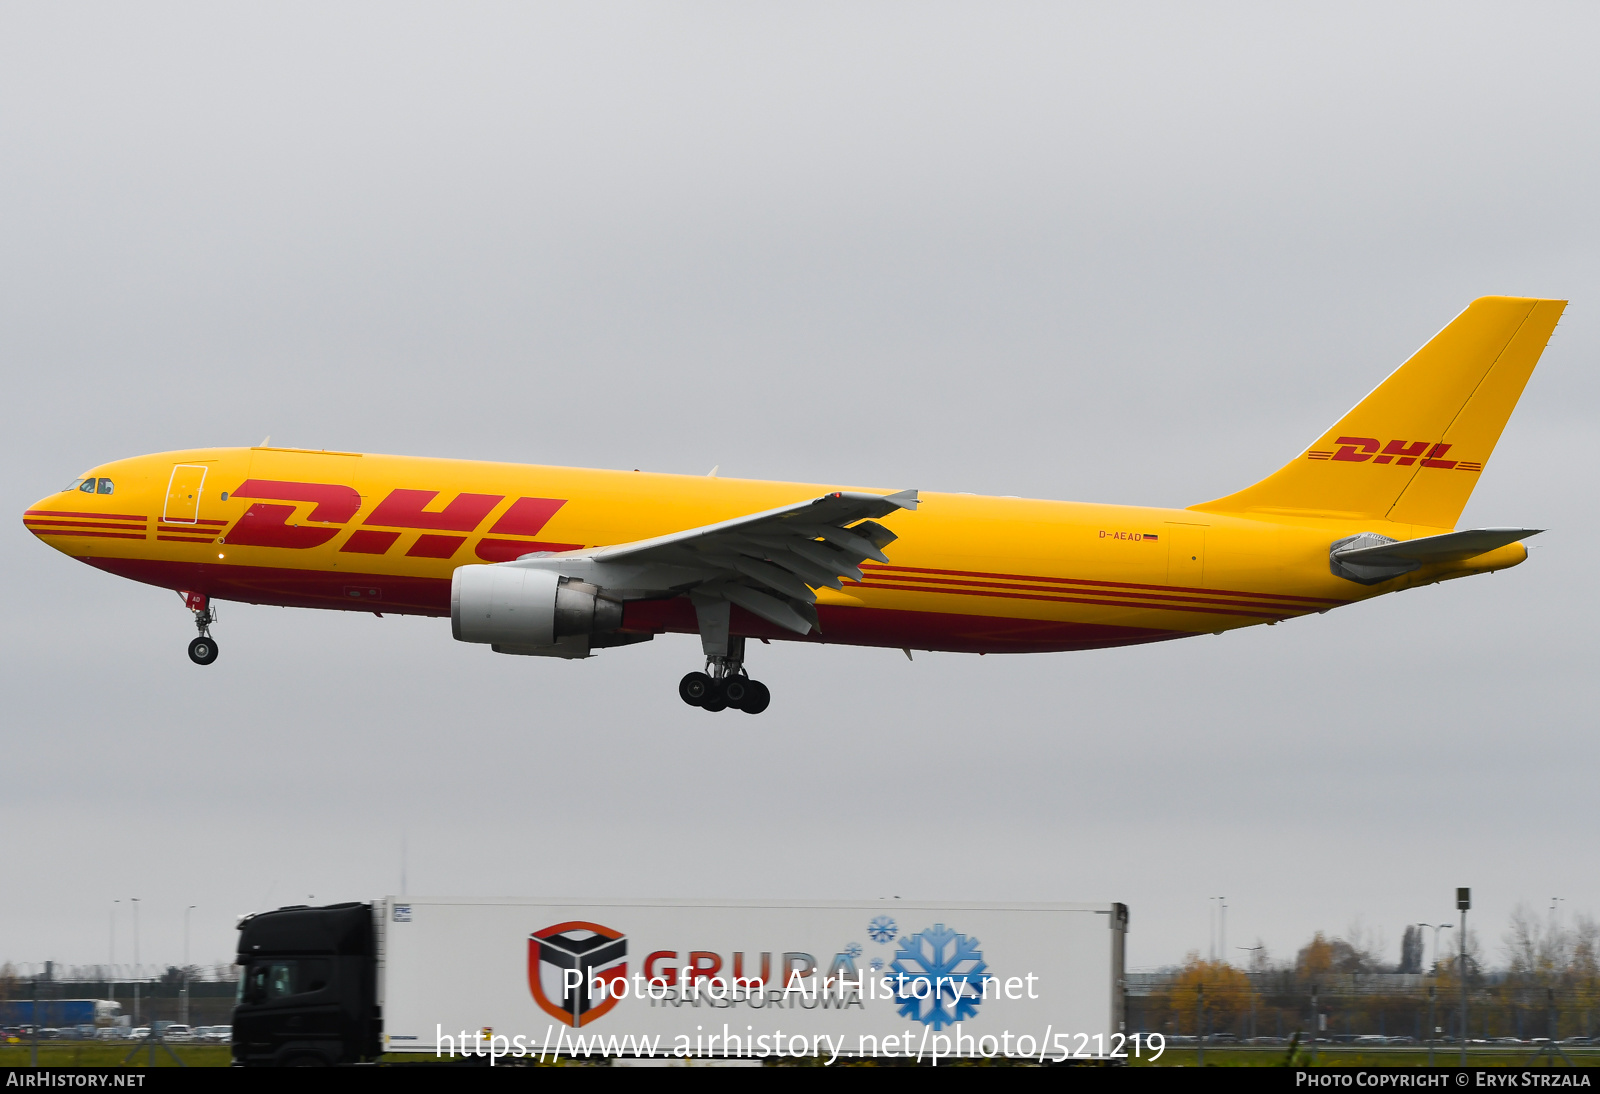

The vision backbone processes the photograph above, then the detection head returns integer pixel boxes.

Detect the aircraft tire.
[700,680,730,712]
[188,636,218,666]
[678,672,712,706]
[739,680,771,715]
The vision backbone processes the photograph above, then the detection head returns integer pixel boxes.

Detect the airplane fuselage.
[25,445,1524,655]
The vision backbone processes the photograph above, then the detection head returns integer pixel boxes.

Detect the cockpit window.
[96,478,114,495]
[63,478,87,493]
[78,478,97,493]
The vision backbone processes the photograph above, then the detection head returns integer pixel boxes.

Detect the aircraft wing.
[509,488,919,635]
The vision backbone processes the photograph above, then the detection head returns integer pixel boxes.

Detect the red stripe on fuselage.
[860,563,1347,605]
[25,509,148,521]
[29,528,146,541]
[851,572,1312,614]
[849,579,1285,620]
[79,557,1196,653]
[620,597,1186,654]
[26,519,148,531]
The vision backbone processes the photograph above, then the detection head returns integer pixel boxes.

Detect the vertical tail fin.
[1191,296,1565,526]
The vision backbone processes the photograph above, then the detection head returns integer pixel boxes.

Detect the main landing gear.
[182,591,218,665]
[679,635,770,715]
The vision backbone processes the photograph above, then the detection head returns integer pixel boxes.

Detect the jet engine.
[450,565,623,658]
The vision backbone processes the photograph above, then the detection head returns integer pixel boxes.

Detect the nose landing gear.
[182,591,219,665]
[678,636,770,714]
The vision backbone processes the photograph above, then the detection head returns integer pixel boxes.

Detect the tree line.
[1133,906,1600,1041]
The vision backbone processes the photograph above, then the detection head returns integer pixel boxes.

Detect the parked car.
[201,1025,232,1043]
[128,1027,151,1040]
[161,1025,194,1042]
[94,1027,129,1041]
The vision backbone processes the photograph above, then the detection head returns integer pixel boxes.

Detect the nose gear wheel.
[183,592,219,666]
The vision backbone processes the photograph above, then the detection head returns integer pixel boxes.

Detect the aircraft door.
[1166,524,1206,587]
[163,465,209,524]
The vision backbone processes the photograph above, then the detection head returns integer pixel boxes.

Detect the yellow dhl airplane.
[26,296,1562,714]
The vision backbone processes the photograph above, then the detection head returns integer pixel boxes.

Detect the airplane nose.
[23,481,138,551]
[23,492,66,545]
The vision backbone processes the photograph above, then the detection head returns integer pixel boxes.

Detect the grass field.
[0,1043,233,1067]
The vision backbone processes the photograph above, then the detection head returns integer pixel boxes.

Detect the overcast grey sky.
[3,3,1597,974]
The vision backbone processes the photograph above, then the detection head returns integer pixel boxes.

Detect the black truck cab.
[232,902,380,1066]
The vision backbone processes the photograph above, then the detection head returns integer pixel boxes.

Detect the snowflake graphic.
[844,942,863,959]
[869,958,884,972]
[889,923,988,1030]
[867,916,898,944]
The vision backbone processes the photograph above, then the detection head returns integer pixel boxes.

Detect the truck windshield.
[245,959,331,1001]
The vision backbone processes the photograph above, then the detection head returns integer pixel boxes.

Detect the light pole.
[1418,923,1453,977]
[109,900,120,1015]
[183,906,196,1027]
[1458,888,1471,1065]
[1207,897,1227,963]
[1237,946,1262,1039]
[1418,923,1452,1065]
[1219,898,1227,965]
[1310,983,1319,1065]
[131,897,141,1027]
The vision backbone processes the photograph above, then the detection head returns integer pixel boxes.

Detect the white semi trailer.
[232,898,1139,1066]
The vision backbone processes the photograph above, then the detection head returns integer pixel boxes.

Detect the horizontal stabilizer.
[1337,527,1541,564]
[1330,527,1541,584]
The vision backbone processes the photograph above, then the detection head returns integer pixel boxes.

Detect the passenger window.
[96,478,114,495]
[78,479,96,493]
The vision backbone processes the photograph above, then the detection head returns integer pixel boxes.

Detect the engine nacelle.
[450,565,623,656]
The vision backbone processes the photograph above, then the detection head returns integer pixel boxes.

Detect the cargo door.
[163,465,208,524]
[1166,523,1206,587]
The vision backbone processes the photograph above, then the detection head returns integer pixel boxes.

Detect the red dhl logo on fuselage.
[1304,438,1482,472]
[221,479,580,562]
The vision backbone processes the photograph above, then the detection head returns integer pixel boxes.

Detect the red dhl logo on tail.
[221,479,582,560]
[1305,439,1482,472]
